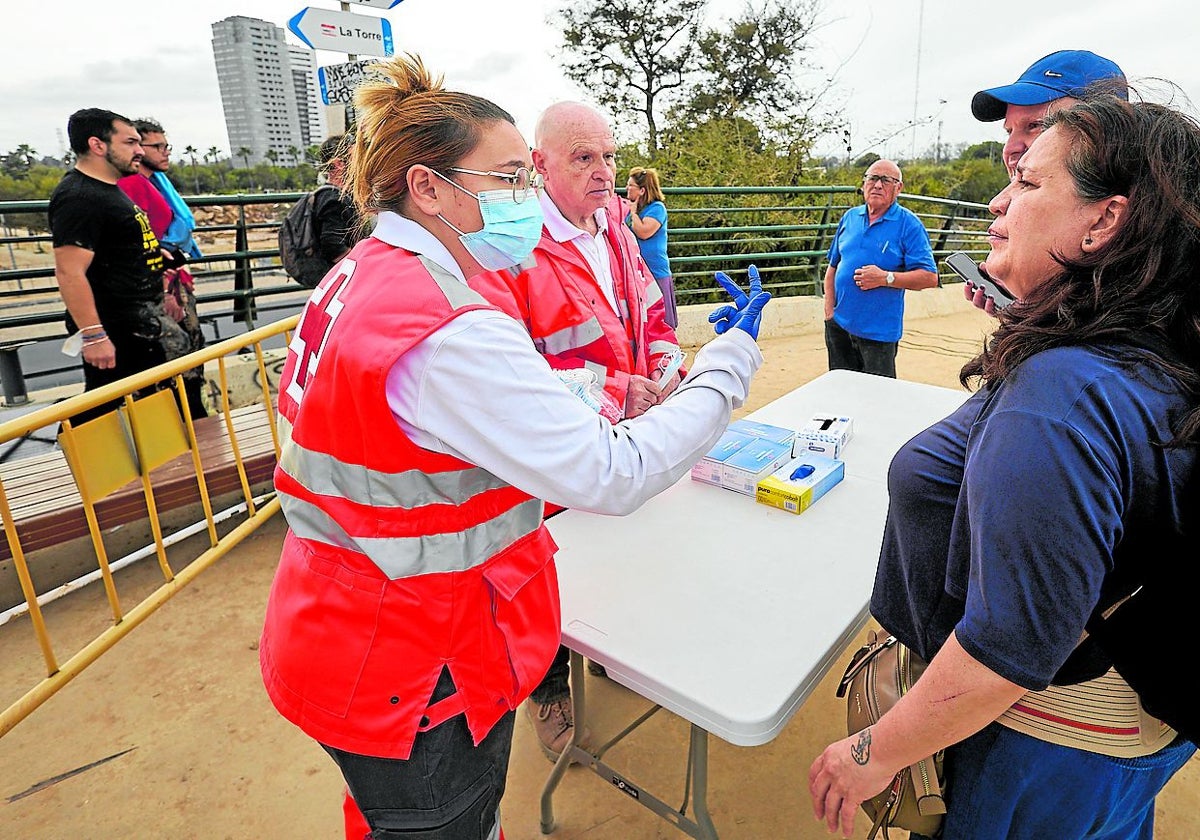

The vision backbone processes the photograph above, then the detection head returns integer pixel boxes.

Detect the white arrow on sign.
[318,59,378,105]
[287,7,395,58]
[346,0,406,8]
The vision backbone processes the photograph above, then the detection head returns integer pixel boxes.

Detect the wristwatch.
[885,271,896,286]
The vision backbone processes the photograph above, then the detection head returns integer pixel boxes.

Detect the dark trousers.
[70,330,166,427]
[529,645,571,704]
[824,318,898,378]
[322,669,513,839]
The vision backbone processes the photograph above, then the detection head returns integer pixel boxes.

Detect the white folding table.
[539,369,971,838]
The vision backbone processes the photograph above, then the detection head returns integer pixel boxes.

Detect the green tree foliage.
[678,0,822,126]
[555,0,705,151]
[2,144,39,178]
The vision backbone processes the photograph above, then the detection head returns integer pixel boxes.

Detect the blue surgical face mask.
[433,171,544,270]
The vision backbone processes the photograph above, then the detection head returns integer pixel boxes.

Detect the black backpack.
[278,185,336,289]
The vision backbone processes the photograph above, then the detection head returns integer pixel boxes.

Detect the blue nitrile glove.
[731,291,771,339]
[709,264,765,336]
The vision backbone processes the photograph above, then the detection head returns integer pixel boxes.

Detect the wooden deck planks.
[0,403,279,562]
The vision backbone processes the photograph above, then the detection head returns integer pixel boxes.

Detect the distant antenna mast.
[56,128,67,158]
[910,0,925,159]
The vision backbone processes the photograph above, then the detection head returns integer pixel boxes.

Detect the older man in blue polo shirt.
[822,158,938,378]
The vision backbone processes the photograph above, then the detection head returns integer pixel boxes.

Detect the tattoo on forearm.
[851,728,872,766]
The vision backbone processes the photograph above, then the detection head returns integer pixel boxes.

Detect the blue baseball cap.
[971,50,1127,122]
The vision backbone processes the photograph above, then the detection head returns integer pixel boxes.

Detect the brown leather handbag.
[837,630,947,839]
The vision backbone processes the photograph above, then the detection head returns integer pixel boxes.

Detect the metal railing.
[0,316,297,739]
[0,188,991,400]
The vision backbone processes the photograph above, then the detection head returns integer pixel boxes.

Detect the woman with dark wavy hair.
[810,94,1200,839]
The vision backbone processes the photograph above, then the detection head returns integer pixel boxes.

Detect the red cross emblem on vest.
[286,259,356,404]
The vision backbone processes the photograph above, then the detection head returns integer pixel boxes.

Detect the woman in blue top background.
[624,166,676,327]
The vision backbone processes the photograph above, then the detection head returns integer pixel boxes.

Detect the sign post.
[287,7,395,57]
[318,59,378,105]
[288,0,405,131]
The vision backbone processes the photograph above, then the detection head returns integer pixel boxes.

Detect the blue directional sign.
[288,7,394,58]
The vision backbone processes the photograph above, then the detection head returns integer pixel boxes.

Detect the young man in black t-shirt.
[50,108,167,423]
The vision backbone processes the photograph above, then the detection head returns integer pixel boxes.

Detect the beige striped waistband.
[997,667,1176,757]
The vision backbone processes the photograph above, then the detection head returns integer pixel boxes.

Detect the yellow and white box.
[794,414,854,459]
[756,453,845,515]
[721,438,795,496]
[691,428,755,486]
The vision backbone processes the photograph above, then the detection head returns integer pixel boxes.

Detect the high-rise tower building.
[287,46,327,154]
[211,16,325,166]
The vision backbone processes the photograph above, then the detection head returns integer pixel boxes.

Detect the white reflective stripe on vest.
[277,414,509,508]
[643,278,664,306]
[535,315,606,357]
[583,360,607,382]
[279,492,544,580]
[648,339,678,357]
[416,254,487,309]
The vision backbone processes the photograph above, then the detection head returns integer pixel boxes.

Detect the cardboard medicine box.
[756,453,845,515]
[794,413,854,459]
[729,418,797,446]
[691,428,755,486]
[721,438,795,496]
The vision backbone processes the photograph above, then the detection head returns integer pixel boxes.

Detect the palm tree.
[236,147,255,190]
[183,145,201,193]
[206,146,226,189]
[286,145,301,167]
[264,149,281,189]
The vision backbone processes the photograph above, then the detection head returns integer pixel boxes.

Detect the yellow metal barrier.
[0,315,299,739]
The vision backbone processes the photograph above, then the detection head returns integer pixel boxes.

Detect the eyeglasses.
[143,143,172,153]
[447,166,542,203]
[863,174,900,186]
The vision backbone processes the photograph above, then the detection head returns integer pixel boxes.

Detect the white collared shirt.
[359,211,763,514]
[538,190,620,314]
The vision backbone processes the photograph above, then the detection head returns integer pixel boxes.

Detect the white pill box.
[794,413,854,459]
[756,453,845,515]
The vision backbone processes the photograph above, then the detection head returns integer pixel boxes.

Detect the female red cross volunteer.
[257,54,771,840]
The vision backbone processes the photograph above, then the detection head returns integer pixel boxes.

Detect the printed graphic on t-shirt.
[135,207,164,274]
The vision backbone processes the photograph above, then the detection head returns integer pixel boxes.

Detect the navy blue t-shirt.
[871,343,1194,689]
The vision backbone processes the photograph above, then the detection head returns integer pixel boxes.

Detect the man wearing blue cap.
[965,50,1126,312]
[972,49,1127,177]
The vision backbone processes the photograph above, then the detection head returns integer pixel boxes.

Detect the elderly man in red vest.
[471,101,683,760]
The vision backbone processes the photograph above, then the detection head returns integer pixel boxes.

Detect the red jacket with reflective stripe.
[471,201,681,414]
[260,239,560,759]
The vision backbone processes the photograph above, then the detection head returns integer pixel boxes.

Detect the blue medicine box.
[721,438,795,496]
[691,429,755,486]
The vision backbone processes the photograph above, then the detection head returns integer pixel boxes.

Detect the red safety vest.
[470,202,680,414]
[260,239,560,760]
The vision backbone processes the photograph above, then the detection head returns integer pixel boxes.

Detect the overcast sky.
[3,0,1197,166]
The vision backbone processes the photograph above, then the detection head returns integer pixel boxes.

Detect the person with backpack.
[279,134,360,288]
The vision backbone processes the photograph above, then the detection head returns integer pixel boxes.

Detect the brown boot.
[526,696,589,763]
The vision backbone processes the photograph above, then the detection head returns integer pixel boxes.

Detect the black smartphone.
[945,252,1015,310]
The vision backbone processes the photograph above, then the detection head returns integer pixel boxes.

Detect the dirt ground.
[2,306,1197,840]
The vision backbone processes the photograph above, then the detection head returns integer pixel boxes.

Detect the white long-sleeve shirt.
[376,211,763,515]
